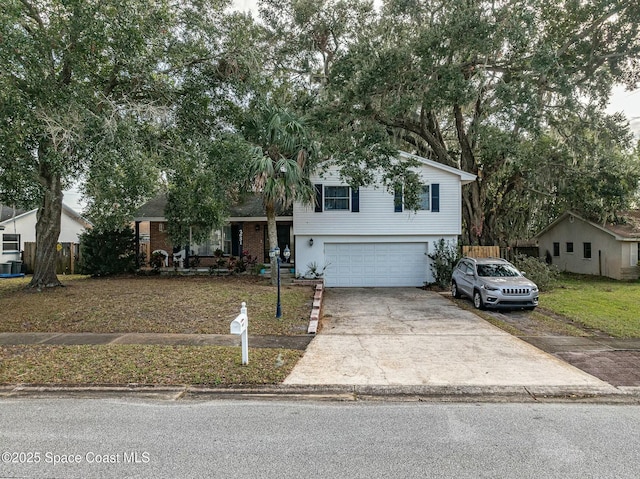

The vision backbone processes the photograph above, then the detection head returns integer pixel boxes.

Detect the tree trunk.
[29,163,63,289]
[266,201,278,286]
[461,180,487,246]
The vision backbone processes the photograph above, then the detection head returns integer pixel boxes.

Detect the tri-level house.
[134,151,476,285]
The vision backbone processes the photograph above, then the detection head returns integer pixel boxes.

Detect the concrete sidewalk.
[283,288,620,394]
[0,332,312,350]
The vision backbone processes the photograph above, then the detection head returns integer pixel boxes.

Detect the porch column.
[135,221,140,268]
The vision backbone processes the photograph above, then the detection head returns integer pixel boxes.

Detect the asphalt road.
[1,399,639,478]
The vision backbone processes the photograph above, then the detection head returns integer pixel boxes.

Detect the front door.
[263,224,292,263]
[231,224,241,257]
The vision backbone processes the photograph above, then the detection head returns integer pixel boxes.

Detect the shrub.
[189,254,201,268]
[149,251,166,270]
[427,239,460,288]
[234,250,257,273]
[512,253,559,291]
[78,226,137,276]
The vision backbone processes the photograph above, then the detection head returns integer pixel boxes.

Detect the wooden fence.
[23,242,81,274]
[462,245,540,261]
[462,245,500,258]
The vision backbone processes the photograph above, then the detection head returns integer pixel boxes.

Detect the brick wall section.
[149,222,173,265]
[146,220,278,267]
[242,222,266,263]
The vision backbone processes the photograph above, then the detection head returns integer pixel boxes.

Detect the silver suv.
[451,257,538,310]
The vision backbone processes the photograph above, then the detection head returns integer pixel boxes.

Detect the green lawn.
[0,275,312,386]
[0,345,302,385]
[541,274,640,338]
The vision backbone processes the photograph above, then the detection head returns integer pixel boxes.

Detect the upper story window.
[2,234,19,252]
[420,185,430,210]
[315,184,359,212]
[324,186,350,210]
[395,183,440,212]
[394,184,403,212]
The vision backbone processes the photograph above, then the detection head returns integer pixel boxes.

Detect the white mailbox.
[230,314,247,335]
[230,302,249,365]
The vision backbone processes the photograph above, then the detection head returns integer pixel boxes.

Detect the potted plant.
[305,261,330,279]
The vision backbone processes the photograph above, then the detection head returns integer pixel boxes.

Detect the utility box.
[0,263,11,275]
[10,261,22,274]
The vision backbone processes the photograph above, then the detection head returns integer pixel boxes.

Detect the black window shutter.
[394,184,403,212]
[431,183,440,212]
[351,187,360,212]
[314,184,323,212]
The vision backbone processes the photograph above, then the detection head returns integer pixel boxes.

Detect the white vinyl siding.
[293,154,473,286]
[294,165,462,237]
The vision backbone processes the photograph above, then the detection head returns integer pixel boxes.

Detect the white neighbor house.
[293,152,476,287]
[0,204,91,265]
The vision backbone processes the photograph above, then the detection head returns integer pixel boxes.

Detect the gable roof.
[0,205,27,223]
[0,203,90,228]
[399,151,477,185]
[133,194,292,222]
[133,195,167,221]
[535,210,640,241]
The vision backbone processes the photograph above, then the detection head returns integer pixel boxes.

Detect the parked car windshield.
[476,263,521,277]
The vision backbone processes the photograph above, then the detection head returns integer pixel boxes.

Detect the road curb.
[1,383,639,404]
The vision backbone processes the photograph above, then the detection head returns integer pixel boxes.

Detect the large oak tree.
[0,0,250,287]
[259,0,640,245]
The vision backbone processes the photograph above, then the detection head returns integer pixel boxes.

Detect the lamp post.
[270,246,282,318]
[270,245,291,319]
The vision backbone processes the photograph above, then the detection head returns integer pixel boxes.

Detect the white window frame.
[324,186,350,211]
[419,185,430,210]
[2,233,20,252]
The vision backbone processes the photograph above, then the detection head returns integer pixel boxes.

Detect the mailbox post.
[230,302,249,365]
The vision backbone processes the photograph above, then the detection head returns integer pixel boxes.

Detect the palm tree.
[243,103,316,285]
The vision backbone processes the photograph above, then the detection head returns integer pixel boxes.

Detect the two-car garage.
[323,242,429,287]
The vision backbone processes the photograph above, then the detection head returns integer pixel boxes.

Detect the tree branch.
[453,104,476,171]
[373,108,456,167]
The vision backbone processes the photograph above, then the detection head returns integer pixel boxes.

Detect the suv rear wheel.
[473,290,485,310]
[451,281,461,299]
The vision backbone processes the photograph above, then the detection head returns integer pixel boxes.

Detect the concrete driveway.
[284,288,615,390]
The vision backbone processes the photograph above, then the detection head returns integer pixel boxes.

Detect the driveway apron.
[284,288,613,388]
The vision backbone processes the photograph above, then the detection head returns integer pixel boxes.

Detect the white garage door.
[324,243,428,287]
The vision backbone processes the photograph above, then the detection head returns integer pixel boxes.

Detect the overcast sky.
[607,85,640,137]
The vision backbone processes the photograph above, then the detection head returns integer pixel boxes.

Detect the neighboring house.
[0,203,91,268]
[133,194,293,267]
[535,210,640,280]
[293,151,476,287]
